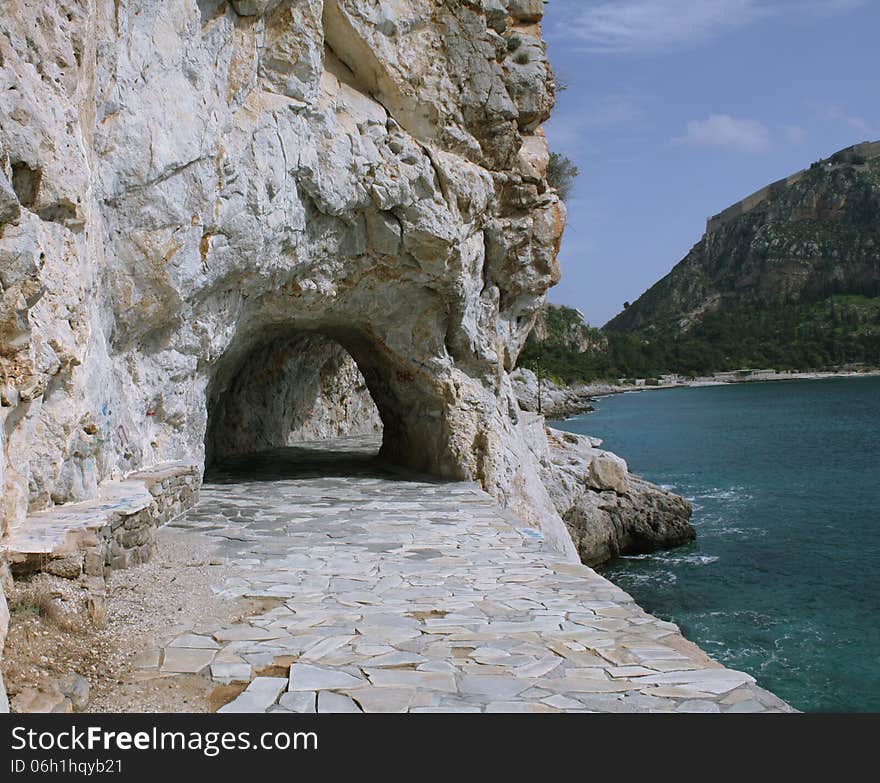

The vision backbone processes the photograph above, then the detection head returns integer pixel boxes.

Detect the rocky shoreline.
[513,368,621,419]
[509,366,880,566]
[0,0,790,715]
[521,415,695,566]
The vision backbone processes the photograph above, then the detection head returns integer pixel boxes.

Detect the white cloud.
[553,0,769,52]
[674,114,772,152]
[553,0,867,53]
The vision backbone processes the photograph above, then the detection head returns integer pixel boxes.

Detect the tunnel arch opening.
[203,324,454,477]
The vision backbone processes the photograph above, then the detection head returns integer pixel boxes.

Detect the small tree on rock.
[547,152,579,200]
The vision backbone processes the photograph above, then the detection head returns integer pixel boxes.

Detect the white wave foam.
[695,486,751,501]
[618,571,678,586]
[621,552,719,566]
[664,554,720,566]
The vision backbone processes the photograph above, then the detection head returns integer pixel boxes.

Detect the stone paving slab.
[218,677,288,714]
[139,437,793,714]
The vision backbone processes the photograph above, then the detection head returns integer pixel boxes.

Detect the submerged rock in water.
[524,419,695,566]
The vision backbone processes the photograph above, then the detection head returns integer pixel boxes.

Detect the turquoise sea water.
[552,377,880,713]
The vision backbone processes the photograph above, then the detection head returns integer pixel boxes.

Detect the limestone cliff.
[0,0,571,550]
[0,1,578,706]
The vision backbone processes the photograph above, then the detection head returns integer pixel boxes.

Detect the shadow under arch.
[204,322,453,478]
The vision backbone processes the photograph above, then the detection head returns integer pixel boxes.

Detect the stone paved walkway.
[135,437,793,713]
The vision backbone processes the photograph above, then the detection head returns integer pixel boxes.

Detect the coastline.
[514,367,880,420]
[558,376,880,711]
[0,438,795,714]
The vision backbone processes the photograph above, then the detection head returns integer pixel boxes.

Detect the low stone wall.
[105,464,201,574]
[3,463,200,584]
[0,462,200,712]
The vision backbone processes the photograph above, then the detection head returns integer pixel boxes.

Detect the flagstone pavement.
[133,436,793,714]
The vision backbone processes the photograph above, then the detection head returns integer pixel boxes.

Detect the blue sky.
[542,0,879,325]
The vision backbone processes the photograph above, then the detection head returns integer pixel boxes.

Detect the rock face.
[0,0,574,557]
[0,566,8,712]
[523,418,695,566]
[0,1,580,706]
[511,367,599,418]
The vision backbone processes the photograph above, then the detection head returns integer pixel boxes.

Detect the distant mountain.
[520,142,880,383]
[599,141,880,374]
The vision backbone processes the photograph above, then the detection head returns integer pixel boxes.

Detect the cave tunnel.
[203,325,451,480]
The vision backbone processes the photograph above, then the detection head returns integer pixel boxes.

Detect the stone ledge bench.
[0,462,201,584]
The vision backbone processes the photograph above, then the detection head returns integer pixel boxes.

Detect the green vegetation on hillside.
[518,305,604,384]
[607,146,880,335]
[530,144,880,385]
[518,297,880,384]
[539,304,605,350]
[608,295,880,377]
[519,333,606,385]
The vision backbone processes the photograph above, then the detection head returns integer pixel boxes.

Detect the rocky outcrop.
[523,416,695,566]
[561,471,696,566]
[511,367,601,418]
[0,1,575,558]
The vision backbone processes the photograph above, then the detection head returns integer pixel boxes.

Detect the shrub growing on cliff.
[547,153,579,200]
